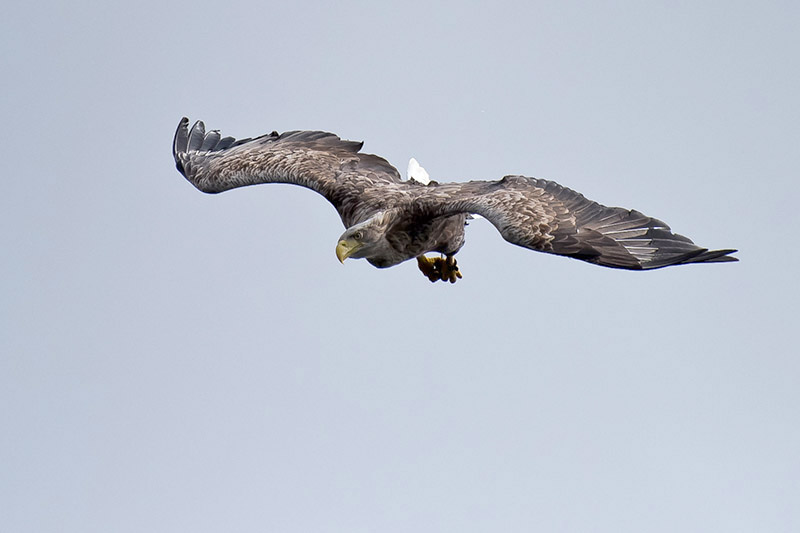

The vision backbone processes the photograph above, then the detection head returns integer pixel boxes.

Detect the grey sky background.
[2,1,798,531]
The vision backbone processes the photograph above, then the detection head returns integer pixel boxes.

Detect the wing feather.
[417,175,737,270]
[172,118,404,225]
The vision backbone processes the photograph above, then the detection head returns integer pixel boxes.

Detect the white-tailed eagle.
[173,118,737,283]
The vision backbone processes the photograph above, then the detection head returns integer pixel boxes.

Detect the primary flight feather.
[172,118,737,283]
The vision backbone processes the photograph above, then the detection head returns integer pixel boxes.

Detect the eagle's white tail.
[407,158,431,185]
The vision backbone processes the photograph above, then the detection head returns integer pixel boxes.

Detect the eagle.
[172,118,737,283]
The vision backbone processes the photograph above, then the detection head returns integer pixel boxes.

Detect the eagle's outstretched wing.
[418,175,737,270]
[172,118,404,225]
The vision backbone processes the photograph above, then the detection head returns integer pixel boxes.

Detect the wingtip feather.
[173,118,189,151]
[685,248,738,264]
[188,120,206,152]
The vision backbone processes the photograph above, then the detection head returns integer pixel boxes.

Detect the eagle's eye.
[353,231,364,240]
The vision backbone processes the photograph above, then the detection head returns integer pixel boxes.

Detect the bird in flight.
[172,118,737,283]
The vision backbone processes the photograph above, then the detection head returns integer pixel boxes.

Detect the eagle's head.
[335,212,394,264]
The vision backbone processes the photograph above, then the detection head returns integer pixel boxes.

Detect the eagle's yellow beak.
[336,239,362,263]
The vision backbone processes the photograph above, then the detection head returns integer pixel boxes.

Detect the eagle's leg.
[441,255,462,284]
[416,255,443,282]
[416,254,463,283]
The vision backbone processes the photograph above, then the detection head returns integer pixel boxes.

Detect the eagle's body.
[173,118,736,282]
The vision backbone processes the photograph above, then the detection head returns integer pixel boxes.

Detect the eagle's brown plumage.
[172,118,737,279]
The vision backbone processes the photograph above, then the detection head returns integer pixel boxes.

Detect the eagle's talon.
[417,254,462,283]
[440,255,461,283]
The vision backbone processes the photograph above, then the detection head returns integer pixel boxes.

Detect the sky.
[2,1,799,531]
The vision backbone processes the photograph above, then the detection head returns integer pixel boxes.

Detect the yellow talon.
[416,255,462,283]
